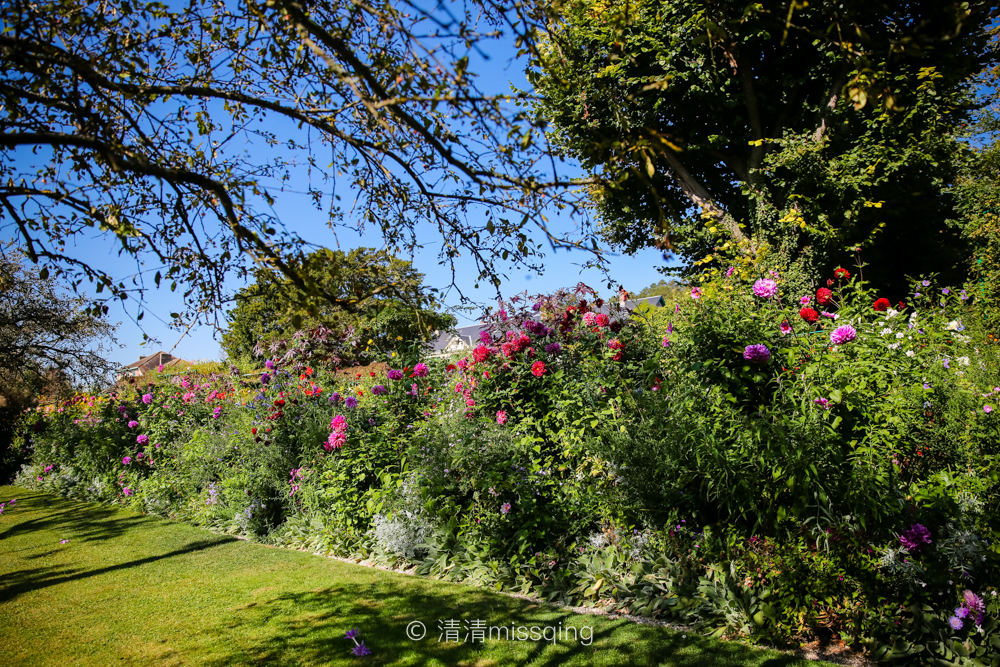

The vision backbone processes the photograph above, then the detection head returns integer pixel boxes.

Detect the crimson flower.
[800,307,819,324]
[531,361,546,377]
[816,287,833,306]
[873,298,891,312]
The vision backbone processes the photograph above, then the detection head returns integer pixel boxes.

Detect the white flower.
[957,356,970,366]
[889,343,901,350]
[896,332,905,339]
[881,328,893,335]
[886,309,899,318]
[906,350,915,357]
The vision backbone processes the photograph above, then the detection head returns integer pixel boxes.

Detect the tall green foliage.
[530,0,997,293]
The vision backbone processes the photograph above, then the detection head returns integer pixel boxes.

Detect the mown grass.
[0,487,833,667]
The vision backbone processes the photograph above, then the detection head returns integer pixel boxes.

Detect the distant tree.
[632,279,681,299]
[221,248,456,361]
[531,0,999,293]
[0,247,118,392]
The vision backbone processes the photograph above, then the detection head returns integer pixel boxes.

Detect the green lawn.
[0,487,832,666]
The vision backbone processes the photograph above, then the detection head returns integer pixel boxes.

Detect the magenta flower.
[496,410,508,426]
[141,393,153,405]
[725,266,735,277]
[326,432,347,450]
[136,435,149,446]
[345,628,359,640]
[690,287,701,299]
[830,325,857,345]
[127,420,139,428]
[212,406,222,419]
[814,397,830,409]
[544,342,561,354]
[330,415,347,432]
[351,643,371,657]
[985,405,993,414]
[123,488,133,497]
[265,359,275,370]
[261,373,271,384]
[780,321,792,335]
[799,296,811,305]
[743,344,771,363]
[122,456,132,465]
[371,385,387,396]
[387,369,403,381]
[501,502,511,514]
[413,363,429,377]
[60,539,70,544]
[752,279,778,298]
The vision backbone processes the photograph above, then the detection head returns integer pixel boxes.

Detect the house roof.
[118,351,188,372]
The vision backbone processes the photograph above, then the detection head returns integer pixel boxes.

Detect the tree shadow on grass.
[0,538,235,604]
[0,490,154,544]
[184,579,808,667]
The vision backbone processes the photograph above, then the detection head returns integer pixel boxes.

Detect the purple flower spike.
[345,628,359,639]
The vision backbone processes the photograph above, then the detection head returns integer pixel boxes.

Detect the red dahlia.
[833,267,851,281]
[800,307,820,324]
[873,298,891,312]
[816,287,833,306]
[531,361,547,377]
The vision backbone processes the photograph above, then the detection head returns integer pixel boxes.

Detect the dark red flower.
[816,287,833,306]
[873,298,891,312]
[800,307,819,324]
[834,267,851,281]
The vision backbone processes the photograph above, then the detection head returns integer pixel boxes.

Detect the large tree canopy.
[0,0,594,329]
[221,247,456,361]
[530,0,999,291]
